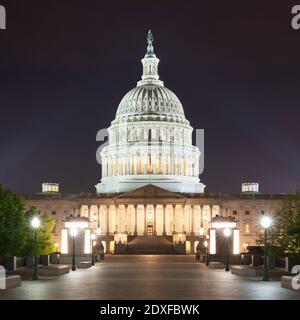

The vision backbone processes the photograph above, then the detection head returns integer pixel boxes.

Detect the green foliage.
[0,184,28,256]
[0,184,56,257]
[23,208,56,255]
[259,191,300,257]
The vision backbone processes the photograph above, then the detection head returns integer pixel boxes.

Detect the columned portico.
[76,185,228,239]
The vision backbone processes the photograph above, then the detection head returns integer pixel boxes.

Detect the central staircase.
[126,236,176,254]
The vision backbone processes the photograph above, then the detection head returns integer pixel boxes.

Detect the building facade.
[24,185,283,254]
[23,32,285,255]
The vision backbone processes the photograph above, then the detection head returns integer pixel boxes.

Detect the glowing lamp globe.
[204,240,208,248]
[199,227,205,236]
[91,233,97,240]
[31,217,41,229]
[261,216,272,229]
[70,228,78,237]
[224,228,231,237]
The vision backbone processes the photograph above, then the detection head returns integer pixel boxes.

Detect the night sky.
[0,0,299,195]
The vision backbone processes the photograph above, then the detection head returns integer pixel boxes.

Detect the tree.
[0,184,28,256]
[23,208,56,255]
[0,184,56,257]
[260,191,300,256]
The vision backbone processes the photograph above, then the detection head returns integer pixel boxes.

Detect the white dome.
[116,84,185,120]
[96,30,205,194]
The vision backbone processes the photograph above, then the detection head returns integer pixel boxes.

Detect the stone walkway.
[0,255,299,300]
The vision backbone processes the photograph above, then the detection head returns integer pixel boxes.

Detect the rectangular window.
[245,210,250,215]
[51,210,56,215]
[233,210,238,215]
[245,224,250,234]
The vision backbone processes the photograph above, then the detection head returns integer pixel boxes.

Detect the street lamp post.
[70,228,78,271]
[91,233,96,266]
[261,216,272,281]
[224,228,231,272]
[31,216,41,281]
[204,240,209,266]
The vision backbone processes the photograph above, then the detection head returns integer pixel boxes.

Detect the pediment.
[114,184,186,199]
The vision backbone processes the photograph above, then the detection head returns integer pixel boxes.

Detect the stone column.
[125,204,128,234]
[168,154,171,175]
[120,156,123,175]
[133,155,137,175]
[153,153,156,174]
[106,205,110,236]
[143,153,147,174]
[143,204,147,235]
[172,204,176,234]
[163,205,166,236]
[191,205,194,236]
[106,158,109,177]
[88,205,91,220]
[112,157,115,176]
[102,159,106,178]
[200,205,204,228]
[137,154,141,174]
[129,154,132,175]
[115,205,119,233]
[179,204,184,233]
[98,205,101,228]
[153,204,157,235]
[134,205,138,235]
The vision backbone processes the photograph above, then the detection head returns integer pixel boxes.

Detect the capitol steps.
[126,236,177,254]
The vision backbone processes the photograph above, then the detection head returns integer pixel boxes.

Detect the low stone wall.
[208,255,242,265]
[5,275,21,289]
[77,262,91,269]
[281,276,300,292]
[209,262,224,269]
[59,255,91,264]
[231,265,257,277]
[13,265,70,279]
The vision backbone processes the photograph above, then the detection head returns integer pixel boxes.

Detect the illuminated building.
[23,32,284,255]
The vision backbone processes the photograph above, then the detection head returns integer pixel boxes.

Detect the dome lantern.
[138,30,163,87]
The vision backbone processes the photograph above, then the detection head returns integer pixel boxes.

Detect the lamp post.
[31,216,41,281]
[204,240,209,266]
[91,233,96,266]
[224,228,231,272]
[70,228,78,271]
[261,216,272,281]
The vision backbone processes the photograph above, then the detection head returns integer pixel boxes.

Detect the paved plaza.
[0,255,299,300]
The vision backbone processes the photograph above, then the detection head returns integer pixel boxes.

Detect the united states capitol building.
[23,32,284,255]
